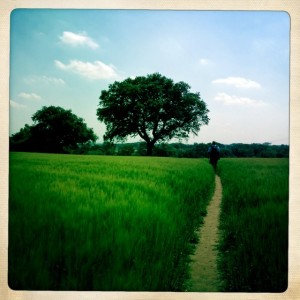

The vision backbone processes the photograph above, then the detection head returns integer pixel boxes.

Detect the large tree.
[10,106,97,153]
[97,73,209,155]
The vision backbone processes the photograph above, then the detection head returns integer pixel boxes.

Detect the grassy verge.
[217,158,289,292]
[9,152,214,291]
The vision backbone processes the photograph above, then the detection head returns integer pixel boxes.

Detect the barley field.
[9,153,289,292]
[217,158,289,292]
[9,152,215,291]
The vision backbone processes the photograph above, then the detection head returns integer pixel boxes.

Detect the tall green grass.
[9,152,214,291]
[217,158,289,292]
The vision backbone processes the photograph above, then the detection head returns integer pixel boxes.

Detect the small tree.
[10,106,97,153]
[97,73,209,155]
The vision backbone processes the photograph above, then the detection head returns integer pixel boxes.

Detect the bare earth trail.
[188,175,223,292]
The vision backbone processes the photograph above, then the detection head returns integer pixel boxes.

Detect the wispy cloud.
[59,31,99,49]
[40,76,65,85]
[10,100,27,109]
[215,92,267,107]
[18,92,42,101]
[24,76,65,85]
[55,59,119,80]
[212,77,261,88]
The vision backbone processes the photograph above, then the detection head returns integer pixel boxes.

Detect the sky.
[9,9,290,145]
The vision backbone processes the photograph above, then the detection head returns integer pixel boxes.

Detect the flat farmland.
[217,158,289,292]
[9,152,215,291]
[8,153,289,292]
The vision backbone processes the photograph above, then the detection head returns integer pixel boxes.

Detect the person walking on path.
[208,141,220,171]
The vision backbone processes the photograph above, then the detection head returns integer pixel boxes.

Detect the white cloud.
[55,59,119,80]
[59,31,99,49]
[212,77,261,88]
[18,92,42,101]
[214,92,267,107]
[10,100,27,109]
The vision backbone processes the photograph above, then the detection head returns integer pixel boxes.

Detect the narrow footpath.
[188,175,223,292]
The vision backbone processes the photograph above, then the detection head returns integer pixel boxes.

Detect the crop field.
[8,153,289,292]
[217,158,289,292]
[8,152,215,291]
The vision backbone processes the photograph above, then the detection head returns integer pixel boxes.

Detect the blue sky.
[9,9,290,145]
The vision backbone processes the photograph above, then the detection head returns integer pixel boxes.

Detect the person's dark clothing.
[208,144,220,170]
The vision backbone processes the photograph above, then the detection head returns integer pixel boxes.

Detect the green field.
[9,152,215,291]
[217,158,289,292]
[8,153,289,292]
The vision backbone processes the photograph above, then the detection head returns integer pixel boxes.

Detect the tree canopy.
[10,106,97,153]
[97,73,209,155]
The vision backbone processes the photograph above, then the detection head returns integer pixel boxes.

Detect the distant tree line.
[116,142,289,158]
[19,141,286,158]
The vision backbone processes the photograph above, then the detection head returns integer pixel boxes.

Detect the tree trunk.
[146,141,155,156]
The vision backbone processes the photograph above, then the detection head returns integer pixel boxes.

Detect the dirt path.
[188,175,223,292]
